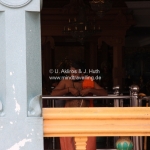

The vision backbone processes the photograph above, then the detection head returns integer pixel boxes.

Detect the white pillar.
[0,0,43,149]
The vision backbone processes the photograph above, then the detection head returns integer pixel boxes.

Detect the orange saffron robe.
[60,77,96,150]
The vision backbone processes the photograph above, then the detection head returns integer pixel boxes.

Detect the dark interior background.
[41,0,150,149]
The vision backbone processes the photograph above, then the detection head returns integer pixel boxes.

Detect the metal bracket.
[28,94,42,117]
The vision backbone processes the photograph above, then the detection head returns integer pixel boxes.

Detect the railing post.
[139,93,147,150]
[130,85,141,150]
[52,98,55,150]
[130,85,139,107]
[113,86,120,147]
[113,85,120,107]
[50,87,56,150]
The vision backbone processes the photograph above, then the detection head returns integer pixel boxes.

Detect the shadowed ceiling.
[41,0,150,46]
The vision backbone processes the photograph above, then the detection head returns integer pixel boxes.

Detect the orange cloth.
[82,76,94,107]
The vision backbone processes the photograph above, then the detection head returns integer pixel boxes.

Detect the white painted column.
[0,0,43,149]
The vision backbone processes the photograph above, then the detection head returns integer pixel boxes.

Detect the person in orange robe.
[51,61,108,150]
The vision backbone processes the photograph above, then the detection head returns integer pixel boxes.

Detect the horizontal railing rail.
[42,95,132,99]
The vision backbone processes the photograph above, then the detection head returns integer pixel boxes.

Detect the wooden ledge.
[43,107,150,137]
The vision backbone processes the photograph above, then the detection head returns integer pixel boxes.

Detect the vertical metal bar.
[144,99,149,150]
[139,98,142,107]
[113,86,120,147]
[139,136,143,150]
[52,99,55,107]
[139,97,143,150]
[130,85,140,150]
[129,88,132,107]
[133,137,136,150]
[52,99,55,150]
[120,93,123,107]
[148,99,150,107]
[132,94,139,107]
[51,86,55,150]
[135,136,140,150]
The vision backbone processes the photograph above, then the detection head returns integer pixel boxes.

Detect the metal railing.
[42,95,132,99]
